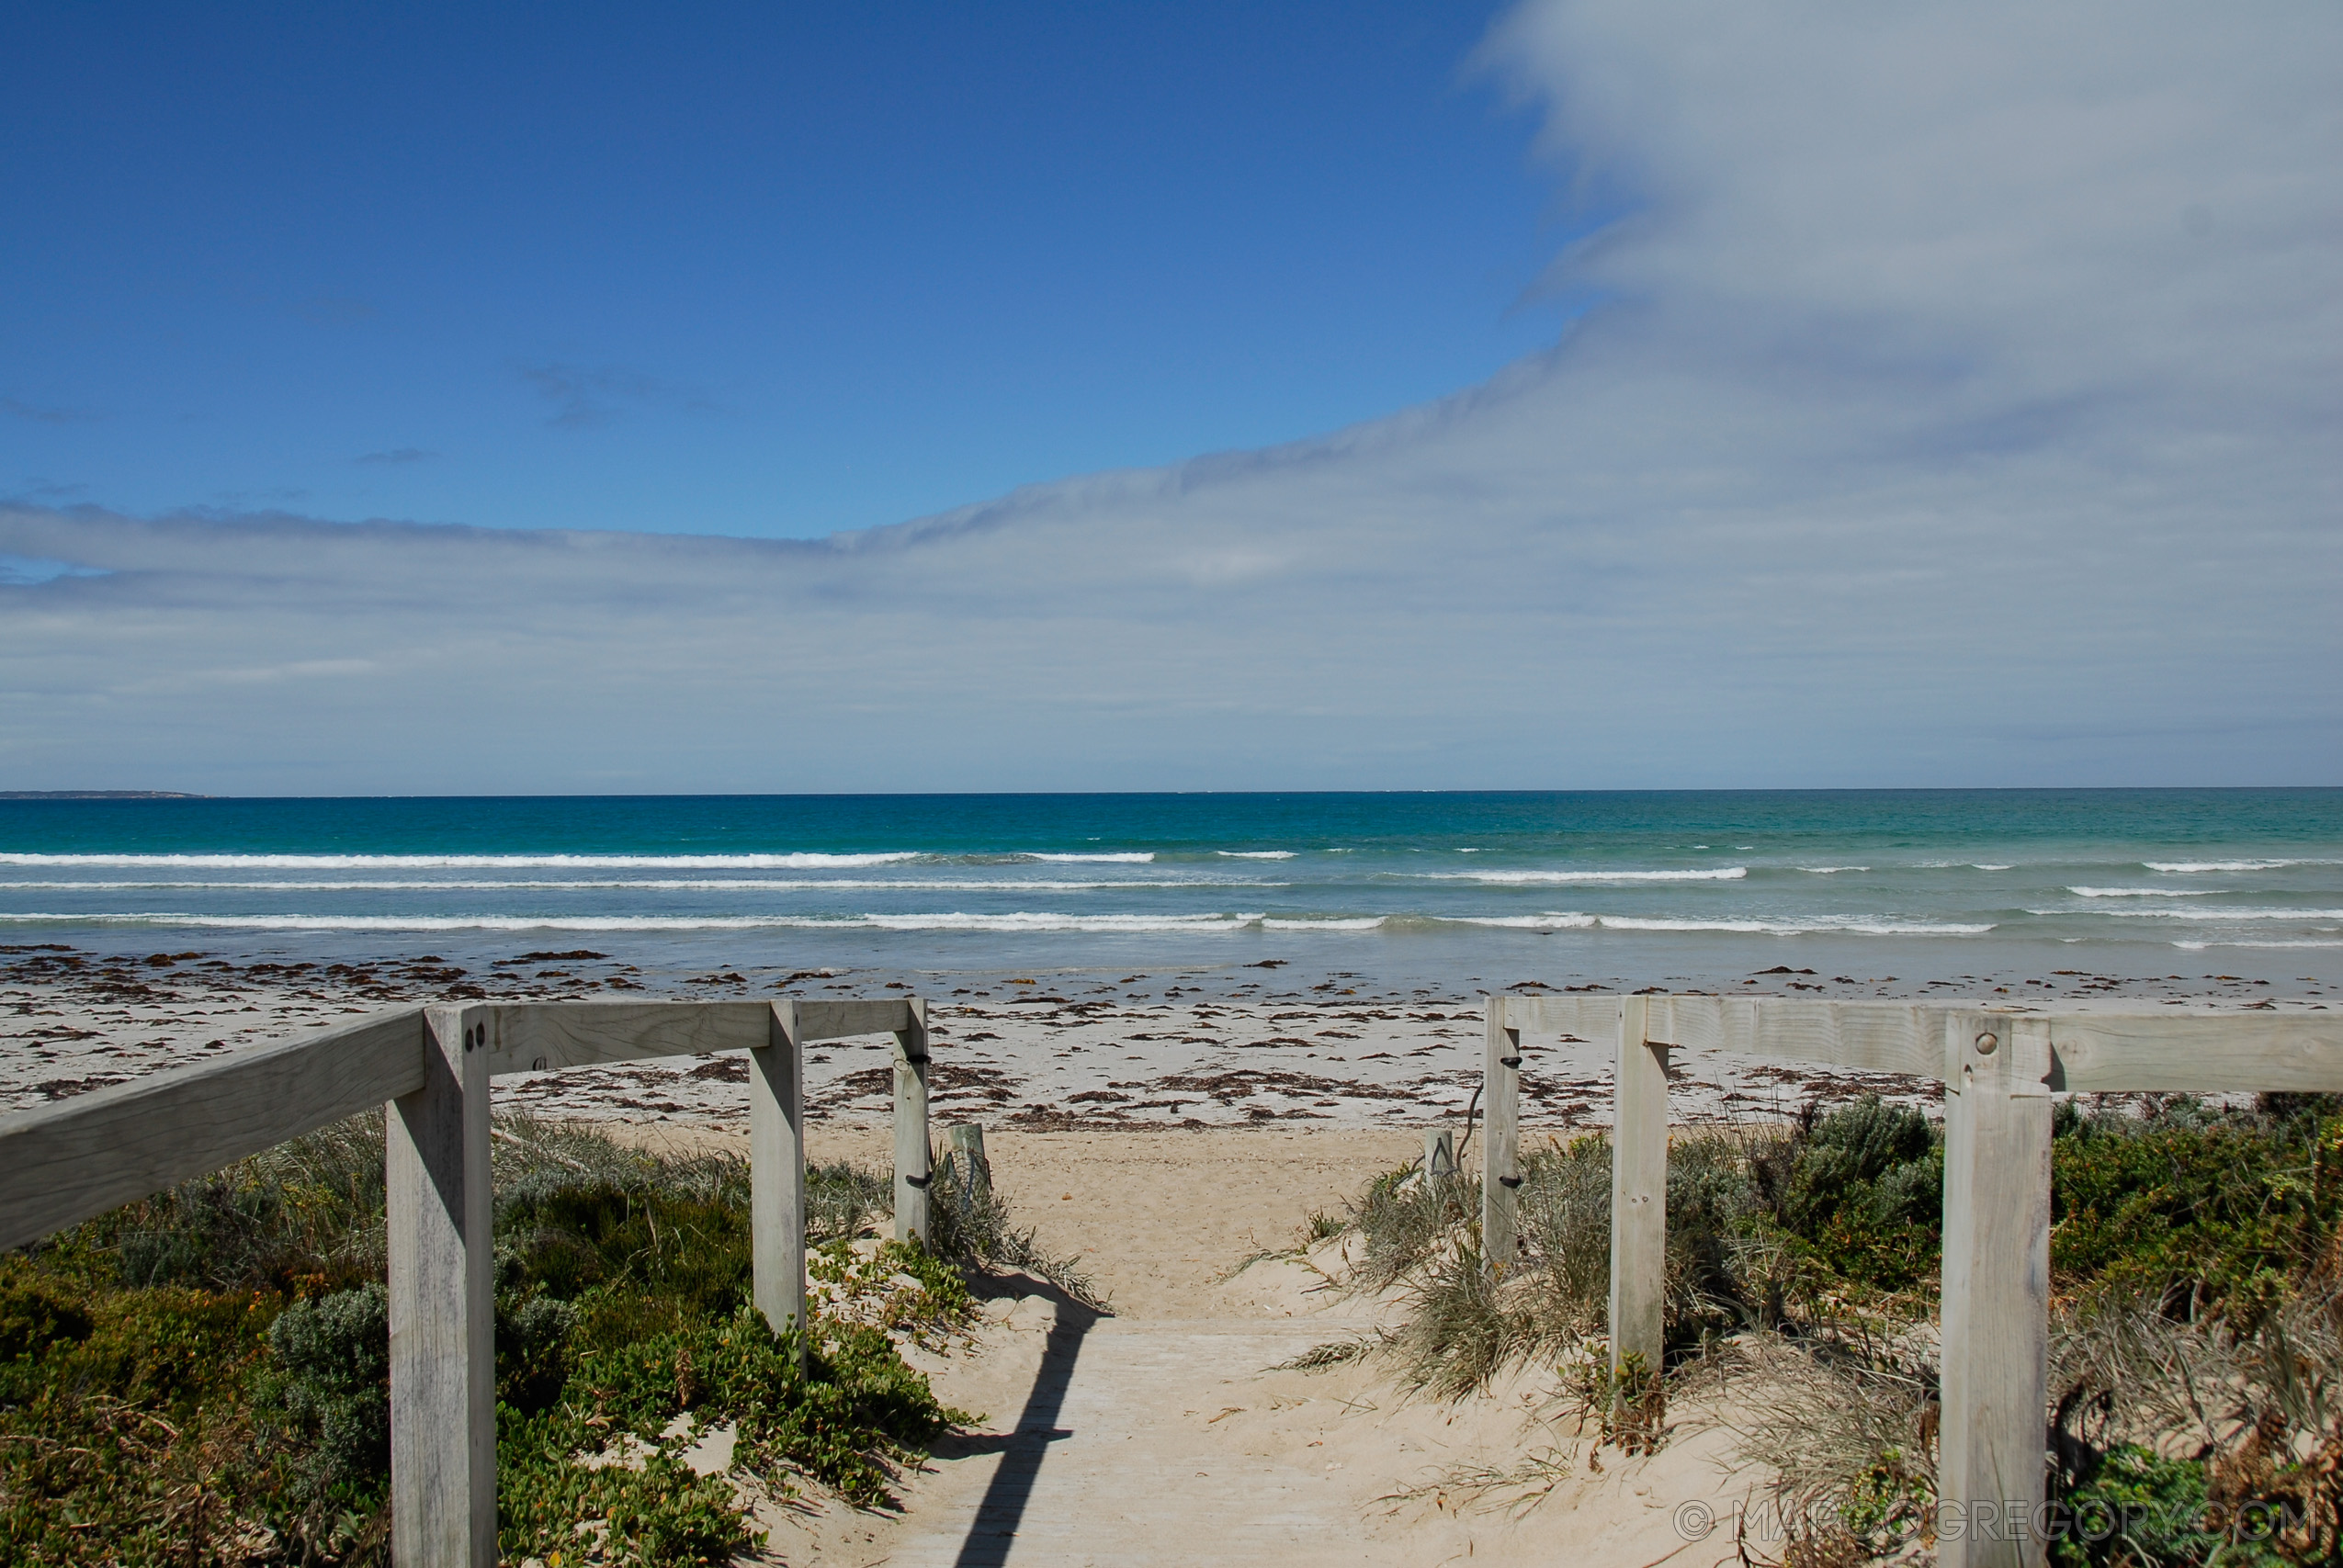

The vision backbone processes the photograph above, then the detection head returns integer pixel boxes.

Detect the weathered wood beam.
[2048,1012,2343,1093]
[753,1003,809,1341]
[793,996,922,1043]
[893,999,931,1246]
[1491,992,1618,1039]
[0,1008,424,1251]
[481,1000,772,1077]
[387,1005,496,1568]
[1608,996,1668,1378]
[1641,996,1944,1078]
[1480,998,1526,1272]
[1938,1012,2054,1568]
[1509,994,2343,1094]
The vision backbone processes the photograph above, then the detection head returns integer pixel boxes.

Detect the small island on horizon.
[0,790,207,800]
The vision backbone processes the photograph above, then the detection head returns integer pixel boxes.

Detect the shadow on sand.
[936,1276,1108,1566]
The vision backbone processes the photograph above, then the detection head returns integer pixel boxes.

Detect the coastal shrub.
[4,1114,990,1565]
[499,1432,747,1568]
[2051,1099,2343,1321]
[1758,1098,1943,1290]
[0,1272,280,1562]
[257,1283,391,1516]
[500,1305,969,1562]
[0,1277,91,1362]
[498,1283,583,1415]
[2050,1446,2287,1568]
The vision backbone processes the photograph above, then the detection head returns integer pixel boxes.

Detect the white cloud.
[2,1,2337,793]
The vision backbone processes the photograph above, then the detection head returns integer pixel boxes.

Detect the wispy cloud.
[517,363,662,429]
[0,553,108,587]
[0,0,2335,794]
[8,479,90,501]
[1,396,99,424]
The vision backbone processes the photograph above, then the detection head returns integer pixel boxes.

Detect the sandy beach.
[5,941,2326,1126]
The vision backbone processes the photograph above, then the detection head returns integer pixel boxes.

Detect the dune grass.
[1315,1094,2343,1566]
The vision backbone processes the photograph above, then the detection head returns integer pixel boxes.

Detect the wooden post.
[893,998,931,1247]
[1608,996,1667,1377]
[1424,1126,1455,1178]
[387,1004,495,1568]
[1939,1012,2053,1568]
[949,1122,991,1205]
[754,1003,808,1338]
[1481,996,1522,1271]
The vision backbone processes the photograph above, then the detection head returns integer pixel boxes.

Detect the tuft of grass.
[1721,1334,1939,1560]
[1268,1337,1378,1373]
[1335,1125,1787,1396]
[927,1144,1106,1310]
[2049,1276,2343,1562]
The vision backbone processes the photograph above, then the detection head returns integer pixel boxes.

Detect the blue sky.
[2,1,1585,537]
[1,1,2337,794]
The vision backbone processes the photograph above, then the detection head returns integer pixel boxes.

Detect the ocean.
[2,790,2339,992]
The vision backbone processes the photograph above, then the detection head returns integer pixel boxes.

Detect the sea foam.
[0,852,924,870]
[1426,867,1747,884]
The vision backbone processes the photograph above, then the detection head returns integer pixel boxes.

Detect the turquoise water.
[3,790,2339,987]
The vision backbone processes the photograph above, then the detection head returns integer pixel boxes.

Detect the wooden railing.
[0,998,932,1568]
[1479,994,2343,1568]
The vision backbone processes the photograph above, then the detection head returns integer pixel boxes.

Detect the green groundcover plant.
[0,1115,1029,1565]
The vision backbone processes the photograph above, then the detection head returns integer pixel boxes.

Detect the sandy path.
[881,1319,1363,1568]
[745,1129,1768,1568]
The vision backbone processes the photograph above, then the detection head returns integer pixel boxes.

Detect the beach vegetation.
[0,1114,1005,1565]
[1330,1094,2343,1566]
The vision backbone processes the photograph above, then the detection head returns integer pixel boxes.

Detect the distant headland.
[0,791,207,800]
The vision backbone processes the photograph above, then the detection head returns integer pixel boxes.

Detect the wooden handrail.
[1479,994,2343,1568]
[0,1006,427,1250]
[0,996,930,1568]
